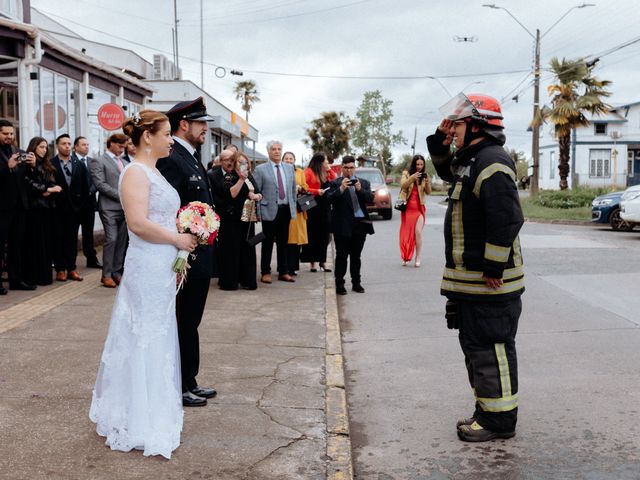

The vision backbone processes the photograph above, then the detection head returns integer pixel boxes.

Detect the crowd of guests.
[208,140,344,291]
[1,115,375,298]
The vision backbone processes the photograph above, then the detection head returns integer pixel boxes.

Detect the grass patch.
[521,198,591,222]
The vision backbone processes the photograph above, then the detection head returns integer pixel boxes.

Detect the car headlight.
[592,198,613,206]
[621,191,640,201]
[376,188,389,197]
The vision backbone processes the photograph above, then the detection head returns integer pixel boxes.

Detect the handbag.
[296,193,317,212]
[240,199,258,222]
[394,198,407,212]
[246,221,266,246]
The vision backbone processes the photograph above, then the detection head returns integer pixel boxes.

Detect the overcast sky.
[32,0,640,162]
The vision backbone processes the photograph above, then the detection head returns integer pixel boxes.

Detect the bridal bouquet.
[172,201,220,286]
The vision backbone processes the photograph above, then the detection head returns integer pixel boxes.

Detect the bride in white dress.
[89,110,198,459]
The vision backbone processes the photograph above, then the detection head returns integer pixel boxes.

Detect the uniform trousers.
[80,199,98,263]
[457,296,521,433]
[176,277,210,392]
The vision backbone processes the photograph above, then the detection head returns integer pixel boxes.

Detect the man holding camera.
[327,155,374,295]
[0,119,37,294]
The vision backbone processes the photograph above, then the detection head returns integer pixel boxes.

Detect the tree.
[507,148,530,184]
[533,57,611,190]
[352,90,406,175]
[303,111,355,163]
[233,80,260,122]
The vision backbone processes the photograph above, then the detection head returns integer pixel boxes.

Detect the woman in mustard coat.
[283,152,308,276]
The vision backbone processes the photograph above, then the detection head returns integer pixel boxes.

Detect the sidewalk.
[0,255,352,479]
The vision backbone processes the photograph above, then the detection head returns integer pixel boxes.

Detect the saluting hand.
[438,119,454,146]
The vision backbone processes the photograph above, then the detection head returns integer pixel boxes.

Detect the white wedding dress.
[89,162,183,459]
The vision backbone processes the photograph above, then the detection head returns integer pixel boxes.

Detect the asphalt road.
[339,192,640,479]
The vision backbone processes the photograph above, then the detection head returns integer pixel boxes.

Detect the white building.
[539,101,640,190]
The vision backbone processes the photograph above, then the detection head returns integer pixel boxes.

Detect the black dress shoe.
[87,260,103,269]
[336,286,347,295]
[0,286,7,295]
[9,281,37,291]
[352,284,365,293]
[190,386,217,398]
[182,391,207,407]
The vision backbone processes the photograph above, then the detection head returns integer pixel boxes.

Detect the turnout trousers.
[458,297,521,433]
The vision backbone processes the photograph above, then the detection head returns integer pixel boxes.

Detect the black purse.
[246,222,266,246]
[394,199,407,212]
[296,193,317,212]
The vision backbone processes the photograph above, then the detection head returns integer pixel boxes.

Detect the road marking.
[0,271,102,334]
[324,249,354,480]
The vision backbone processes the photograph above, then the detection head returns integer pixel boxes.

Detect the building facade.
[539,102,640,190]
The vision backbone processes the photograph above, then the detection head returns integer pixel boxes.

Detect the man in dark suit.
[0,119,37,294]
[327,155,375,295]
[157,97,217,407]
[72,136,101,269]
[51,133,90,282]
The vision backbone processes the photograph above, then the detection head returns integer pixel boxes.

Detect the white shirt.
[172,136,196,158]
[269,160,289,205]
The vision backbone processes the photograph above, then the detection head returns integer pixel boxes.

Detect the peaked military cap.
[165,96,215,122]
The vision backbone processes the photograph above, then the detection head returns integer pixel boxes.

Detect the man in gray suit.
[252,140,297,283]
[90,133,129,288]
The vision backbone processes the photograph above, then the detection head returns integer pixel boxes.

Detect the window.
[594,123,607,135]
[549,151,555,179]
[629,151,635,177]
[589,149,611,178]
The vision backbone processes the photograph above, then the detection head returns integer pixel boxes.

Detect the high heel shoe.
[319,264,332,272]
[402,260,407,266]
[414,259,421,268]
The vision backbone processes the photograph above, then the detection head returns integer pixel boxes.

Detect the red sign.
[35,103,66,131]
[97,103,125,131]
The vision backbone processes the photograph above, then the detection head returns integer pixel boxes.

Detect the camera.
[417,172,424,179]
[17,150,27,163]
[349,178,358,186]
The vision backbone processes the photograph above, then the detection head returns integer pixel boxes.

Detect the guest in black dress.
[209,150,262,290]
[300,153,335,272]
[23,137,62,285]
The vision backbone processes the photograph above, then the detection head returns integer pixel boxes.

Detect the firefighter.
[426,93,525,442]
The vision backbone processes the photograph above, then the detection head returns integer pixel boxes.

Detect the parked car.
[620,184,640,226]
[355,167,393,220]
[591,191,634,231]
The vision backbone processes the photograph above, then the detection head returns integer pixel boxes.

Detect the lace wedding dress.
[89,162,183,459]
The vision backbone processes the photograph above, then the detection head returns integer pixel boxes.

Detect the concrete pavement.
[0,251,353,479]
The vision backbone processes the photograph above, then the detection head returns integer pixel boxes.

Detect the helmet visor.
[438,93,476,122]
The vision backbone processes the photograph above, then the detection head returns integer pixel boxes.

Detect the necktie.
[349,185,364,218]
[275,164,285,200]
[115,156,124,173]
[62,163,72,185]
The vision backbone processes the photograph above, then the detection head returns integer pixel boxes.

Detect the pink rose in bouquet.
[172,201,220,287]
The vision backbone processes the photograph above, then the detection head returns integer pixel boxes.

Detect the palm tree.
[233,80,260,122]
[533,57,611,190]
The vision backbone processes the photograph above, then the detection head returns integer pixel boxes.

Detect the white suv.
[620,184,640,224]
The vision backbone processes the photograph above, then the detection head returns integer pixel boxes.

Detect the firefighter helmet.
[439,92,504,128]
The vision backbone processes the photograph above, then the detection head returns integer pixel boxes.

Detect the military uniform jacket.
[427,131,524,301]
[158,141,215,279]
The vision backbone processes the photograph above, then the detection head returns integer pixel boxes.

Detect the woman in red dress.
[399,154,431,267]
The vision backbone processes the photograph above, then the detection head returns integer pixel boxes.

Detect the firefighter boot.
[457,421,515,442]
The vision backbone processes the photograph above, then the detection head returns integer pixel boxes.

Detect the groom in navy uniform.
[158,97,217,407]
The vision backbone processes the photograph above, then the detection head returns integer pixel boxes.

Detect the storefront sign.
[97,103,125,131]
[36,103,66,131]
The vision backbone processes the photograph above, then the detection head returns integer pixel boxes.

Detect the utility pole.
[411,126,417,156]
[173,0,180,79]
[200,0,204,88]
[531,28,541,194]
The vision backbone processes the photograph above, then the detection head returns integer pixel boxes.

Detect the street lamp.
[461,80,484,93]
[482,3,595,194]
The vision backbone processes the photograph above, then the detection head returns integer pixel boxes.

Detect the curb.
[324,248,354,480]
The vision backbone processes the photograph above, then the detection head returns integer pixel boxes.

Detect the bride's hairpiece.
[132,113,142,125]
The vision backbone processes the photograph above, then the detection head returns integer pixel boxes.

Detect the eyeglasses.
[343,166,355,169]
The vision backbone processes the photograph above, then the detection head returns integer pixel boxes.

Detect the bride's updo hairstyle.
[121,110,169,146]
